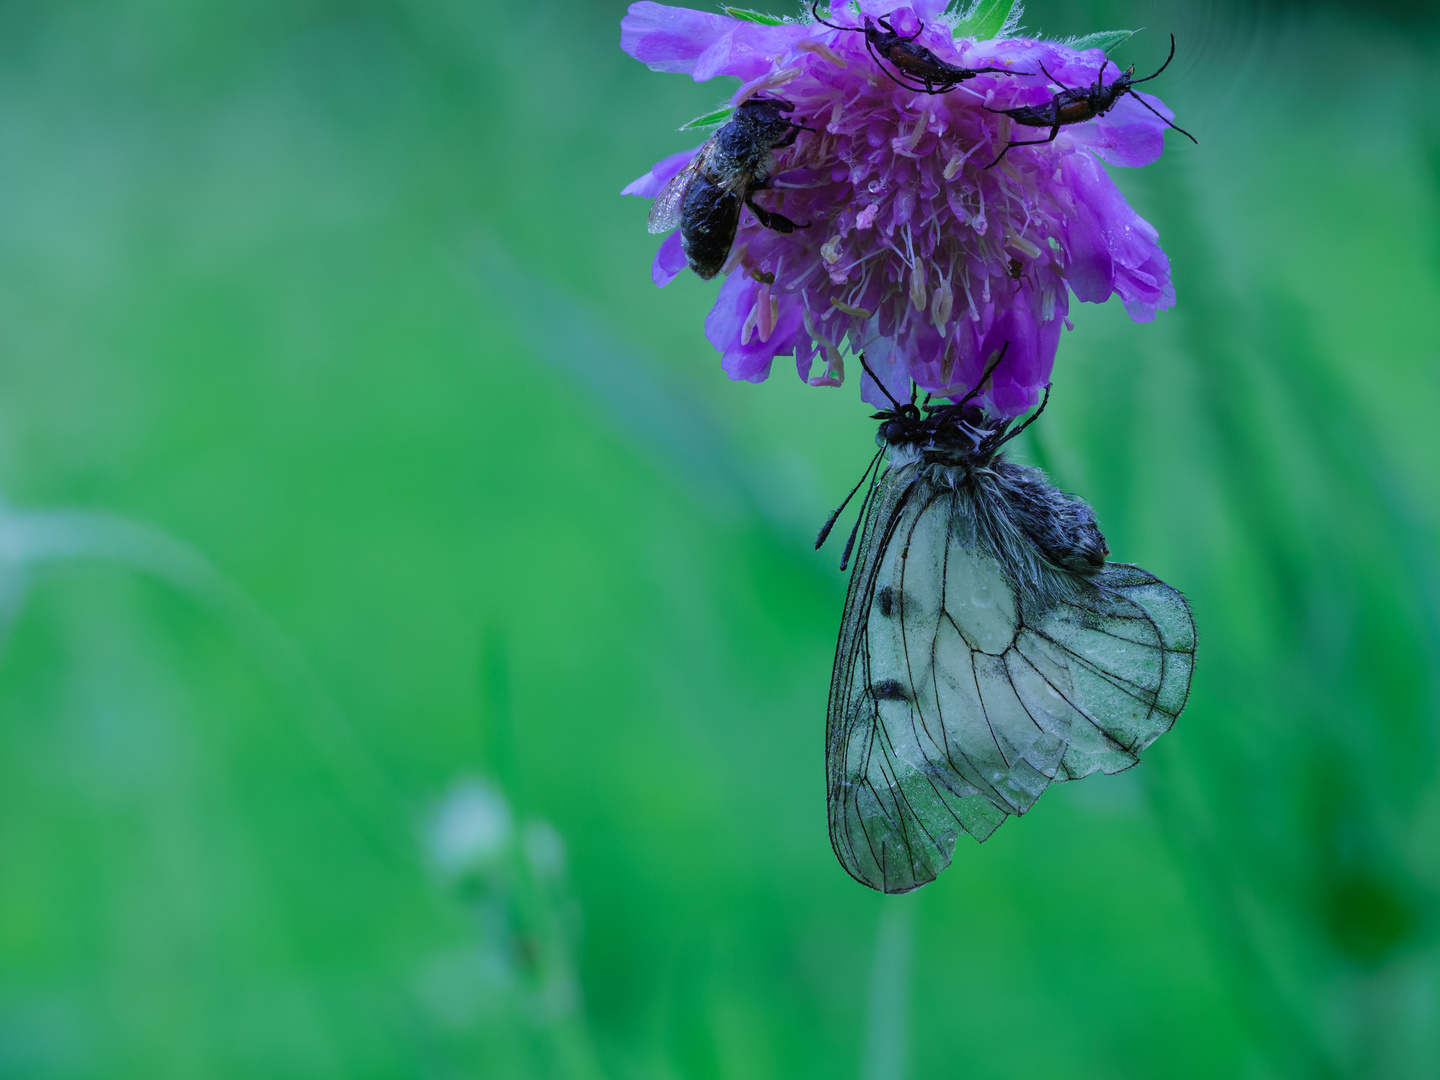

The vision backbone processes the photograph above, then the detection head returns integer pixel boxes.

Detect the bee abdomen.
[679,175,743,281]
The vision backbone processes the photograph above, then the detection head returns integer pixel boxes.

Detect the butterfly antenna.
[839,464,883,571]
[859,353,904,410]
[953,341,1010,409]
[993,382,1051,450]
[816,445,883,550]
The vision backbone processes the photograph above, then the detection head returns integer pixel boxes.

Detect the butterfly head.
[874,400,999,466]
[871,402,925,446]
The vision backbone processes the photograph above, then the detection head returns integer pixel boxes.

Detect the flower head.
[621,0,1182,415]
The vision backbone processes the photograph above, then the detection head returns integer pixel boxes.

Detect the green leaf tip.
[680,105,734,131]
[1065,29,1137,54]
[723,7,786,24]
[950,0,1023,41]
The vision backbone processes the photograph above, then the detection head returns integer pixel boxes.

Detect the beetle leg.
[1037,61,1076,93]
[869,39,929,93]
[983,123,1061,170]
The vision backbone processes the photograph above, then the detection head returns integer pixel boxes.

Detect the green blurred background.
[0,0,1437,1076]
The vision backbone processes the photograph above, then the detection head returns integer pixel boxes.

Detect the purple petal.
[706,275,805,383]
[857,0,947,22]
[1060,204,1114,304]
[621,3,732,75]
[1076,93,1170,168]
[793,337,820,383]
[1118,246,1175,321]
[859,337,908,409]
[651,232,687,288]
[1059,154,1119,302]
[974,297,1056,415]
[621,2,804,82]
[620,6,1180,419]
[621,147,700,197]
[693,26,795,83]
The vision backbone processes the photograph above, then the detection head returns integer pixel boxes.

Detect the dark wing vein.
[1005,647,1133,752]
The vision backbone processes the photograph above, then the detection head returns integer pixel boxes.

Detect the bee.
[810,1,1023,94]
[819,353,1195,892]
[984,34,1197,169]
[647,97,810,281]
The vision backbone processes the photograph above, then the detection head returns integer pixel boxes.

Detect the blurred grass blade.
[862,899,914,1080]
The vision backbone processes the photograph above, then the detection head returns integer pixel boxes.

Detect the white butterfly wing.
[827,469,1195,894]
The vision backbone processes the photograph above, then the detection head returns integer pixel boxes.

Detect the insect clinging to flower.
[984,33,1197,169]
[820,352,1194,893]
[647,96,811,281]
[623,1,1185,409]
[809,1,1024,94]
[619,0,1198,894]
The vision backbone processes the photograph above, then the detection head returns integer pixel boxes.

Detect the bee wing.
[826,471,1195,894]
[647,149,707,235]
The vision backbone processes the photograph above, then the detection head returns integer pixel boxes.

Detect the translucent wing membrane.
[826,468,1195,893]
[647,153,705,235]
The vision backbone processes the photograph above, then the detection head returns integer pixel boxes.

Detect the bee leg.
[774,126,803,149]
[744,193,808,233]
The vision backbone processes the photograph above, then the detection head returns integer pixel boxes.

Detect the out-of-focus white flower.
[427,777,513,874]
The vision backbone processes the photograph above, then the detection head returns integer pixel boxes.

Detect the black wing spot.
[870,679,909,702]
[876,585,897,618]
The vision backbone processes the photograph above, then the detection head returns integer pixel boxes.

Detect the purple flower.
[621,1,1183,415]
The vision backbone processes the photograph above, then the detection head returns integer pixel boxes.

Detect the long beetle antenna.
[1125,89,1198,143]
[1128,34,1176,85]
[815,445,884,549]
[1120,35,1196,142]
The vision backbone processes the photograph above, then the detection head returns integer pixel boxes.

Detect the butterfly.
[818,350,1196,893]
